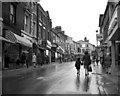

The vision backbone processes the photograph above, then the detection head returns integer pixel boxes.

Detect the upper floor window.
[10,4,16,23]
[78,48,80,52]
[82,44,85,47]
[33,21,36,37]
[86,44,89,47]
[33,2,36,12]
[24,13,30,34]
[38,25,41,39]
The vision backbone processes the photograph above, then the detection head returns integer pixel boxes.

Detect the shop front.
[51,43,58,62]
[56,46,64,63]
[3,30,32,69]
[42,40,52,64]
[21,33,33,66]
[37,43,46,66]
[107,6,120,74]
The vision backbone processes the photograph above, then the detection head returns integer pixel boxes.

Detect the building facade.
[0,1,2,70]
[99,1,120,74]
[77,38,95,56]
[2,2,39,69]
[37,3,52,65]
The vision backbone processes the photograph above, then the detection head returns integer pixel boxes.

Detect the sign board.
[97,34,103,41]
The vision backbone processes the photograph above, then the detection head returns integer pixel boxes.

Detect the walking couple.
[75,51,92,76]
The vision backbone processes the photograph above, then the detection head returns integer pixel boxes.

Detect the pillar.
[49,51,51,64]
[0,1,2,95]
[111,41,116,75]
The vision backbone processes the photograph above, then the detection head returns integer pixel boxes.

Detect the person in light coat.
[32,53,36,68]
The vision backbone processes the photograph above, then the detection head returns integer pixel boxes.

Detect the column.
[111,41,116,75]
[0,1,2,95]
[49,50,51,64]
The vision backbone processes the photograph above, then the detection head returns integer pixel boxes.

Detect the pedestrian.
[21,52,26,66]
[75,57,81,75]
[82,51,91,76]
[16,55,20,69]
[32,53,36,68]
[4,51,10,69]
[26,56,29,68]
[96,55,99,66]
[104,53,111,74]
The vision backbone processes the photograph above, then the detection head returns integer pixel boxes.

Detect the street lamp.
[96,30,98,47]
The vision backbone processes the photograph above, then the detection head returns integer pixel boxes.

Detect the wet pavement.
[2,61,118,95]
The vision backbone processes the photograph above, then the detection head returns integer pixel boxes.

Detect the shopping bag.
[81,62,83,65]
[88,65,92,72]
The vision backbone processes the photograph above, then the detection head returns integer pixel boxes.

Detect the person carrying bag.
[82,51,92,76]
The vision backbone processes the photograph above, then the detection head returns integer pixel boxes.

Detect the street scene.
[0,0,120,95]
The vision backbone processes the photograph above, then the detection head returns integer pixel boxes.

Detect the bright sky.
[40,0,108,45]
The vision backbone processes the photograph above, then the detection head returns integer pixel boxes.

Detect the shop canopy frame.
[0,36,15,43]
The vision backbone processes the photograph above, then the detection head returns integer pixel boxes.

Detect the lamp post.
[96,30,99,62]
[96,30,98,47]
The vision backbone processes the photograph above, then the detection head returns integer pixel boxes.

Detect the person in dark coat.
[82,51,91,76]
[4,51,10,68]
[21,52,26,65]
[75,57,81,75]
[104,53,111,74]
[16,55,20,69]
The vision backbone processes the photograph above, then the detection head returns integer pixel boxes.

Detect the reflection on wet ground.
[3,62,100,94]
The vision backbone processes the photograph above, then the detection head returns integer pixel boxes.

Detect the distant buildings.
[77,37,95,56]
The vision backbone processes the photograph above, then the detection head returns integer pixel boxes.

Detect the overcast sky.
[40,0,108,45]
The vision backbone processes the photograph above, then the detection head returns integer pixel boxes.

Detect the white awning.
[5,31,32,47]
[14,33,32,47]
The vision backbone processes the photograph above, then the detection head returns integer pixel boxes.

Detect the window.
[43,29,46,40]
[82,49,85,53]
[24,15,28,25]
[86,44,89,47]
[78,48,80,52]
[33,21,36,37]
[38,25,41,39]
[33,2,36,12]
[24,13,30,34]
[10,4,16,23]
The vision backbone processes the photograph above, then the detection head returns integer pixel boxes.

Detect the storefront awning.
[14,33,32,47]
[0,36,15,43]
[5,31,32,47]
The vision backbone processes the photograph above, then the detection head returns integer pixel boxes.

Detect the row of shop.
[1,30,65,69]
[98,2,120,75]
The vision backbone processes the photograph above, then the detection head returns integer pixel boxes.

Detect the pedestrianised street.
[2,62,104,95]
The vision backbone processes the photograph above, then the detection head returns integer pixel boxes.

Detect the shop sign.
[47,40,51,49]
[108,7,117,35]
[97,34,103,41]
[21,33,33,42]
[52,44,57,47]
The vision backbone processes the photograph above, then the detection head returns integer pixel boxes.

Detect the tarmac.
[1,61,120,95]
